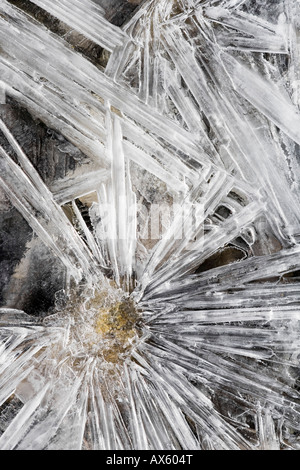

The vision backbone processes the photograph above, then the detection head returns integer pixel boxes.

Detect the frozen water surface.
[0,0,300,450]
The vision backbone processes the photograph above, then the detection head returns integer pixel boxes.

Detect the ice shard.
[0,0,300,451]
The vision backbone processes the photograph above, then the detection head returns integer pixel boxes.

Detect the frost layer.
[0,0,300,450]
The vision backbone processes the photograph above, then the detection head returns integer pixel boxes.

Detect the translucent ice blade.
[139,336,300,432]
[0,384,49,450]
[151,305,300,327]
[123,365,149,450]
[133,346,252,450]
[204,5,287,53]
[96,111,137,287]
[220,51,300,146]
[71,200,107,268]
[162,23,300,243]
[51,169,109,206]
[29,0,129,52]
[0,57,107,167]
[141,199,262,299]
[16,374,83,450]
[122,118,198,187]
[256,406,280,450]
[110,114,137,284]
[150,246,300,301]
[285,0,300,107]
[124,366,178,450]
[150,321,300,361]
[0,308,37,327]
[0,1,207,169]
[46,375,91,450]
[0,328,61,408]
[165,282,300,311]
[123,140,188,195]
[0,140,104,284]
[87,366,132,450]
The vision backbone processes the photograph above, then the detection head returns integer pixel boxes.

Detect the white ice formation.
[0,0,300,450]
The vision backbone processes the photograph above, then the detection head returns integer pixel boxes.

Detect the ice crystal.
[0,0,300,451]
